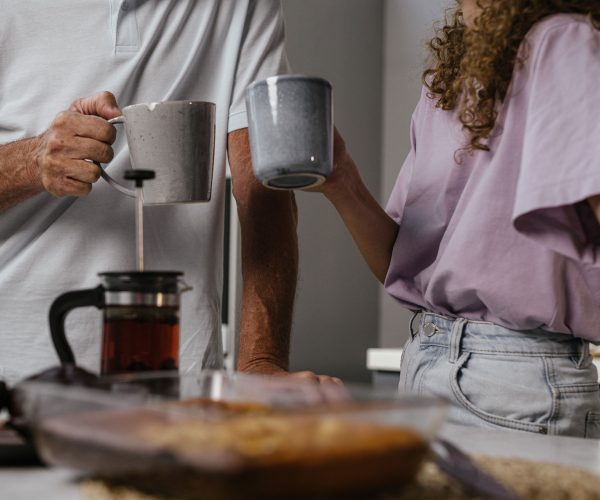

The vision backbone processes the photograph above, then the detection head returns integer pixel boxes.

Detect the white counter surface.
[1,423,598,499]
[366,348,403,372]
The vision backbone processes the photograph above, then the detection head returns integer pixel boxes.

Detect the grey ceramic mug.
[101,101,216,205]
[245,75,333,190]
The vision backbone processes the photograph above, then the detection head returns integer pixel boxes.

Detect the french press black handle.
[49,286,105,366]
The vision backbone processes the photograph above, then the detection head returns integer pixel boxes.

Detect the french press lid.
[99,271,185,307]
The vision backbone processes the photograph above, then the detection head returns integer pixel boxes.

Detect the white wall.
[378,0,450,348]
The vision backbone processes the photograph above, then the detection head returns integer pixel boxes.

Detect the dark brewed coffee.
[101,306,179,376]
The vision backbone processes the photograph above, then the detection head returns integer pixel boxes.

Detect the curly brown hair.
[423,0,600,153]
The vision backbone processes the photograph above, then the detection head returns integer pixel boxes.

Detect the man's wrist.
[24,136,44,192]
[237,357,289,374]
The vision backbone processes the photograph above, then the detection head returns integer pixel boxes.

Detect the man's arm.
[0,92,120,213]
[0,138,44,212]
[228,128,297,374]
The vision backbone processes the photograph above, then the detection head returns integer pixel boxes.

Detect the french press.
[49,170,188,376]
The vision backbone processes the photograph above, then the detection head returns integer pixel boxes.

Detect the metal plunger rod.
[124,170,156,272]
[136,186,144,271]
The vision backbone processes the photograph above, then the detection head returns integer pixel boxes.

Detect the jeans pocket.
[585,411,600,439]
[450,352,551,434]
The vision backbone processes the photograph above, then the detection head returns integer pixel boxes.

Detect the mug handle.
[97,116,136,197]
[49,286,105,366]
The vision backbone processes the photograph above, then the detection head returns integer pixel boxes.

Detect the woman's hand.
[304,127,357,201]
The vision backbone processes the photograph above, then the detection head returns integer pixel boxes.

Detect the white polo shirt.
[0,0,289,383]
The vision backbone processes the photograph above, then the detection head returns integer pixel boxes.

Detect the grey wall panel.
[282,0,384,382]
[280,0,451,379]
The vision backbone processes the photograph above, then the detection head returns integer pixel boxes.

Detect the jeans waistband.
[414,312,588,360]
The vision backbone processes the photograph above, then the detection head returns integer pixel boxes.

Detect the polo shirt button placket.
[112,0,139,54]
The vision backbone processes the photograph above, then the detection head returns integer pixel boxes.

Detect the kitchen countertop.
[1,423,598,499]
[439,423,600,475]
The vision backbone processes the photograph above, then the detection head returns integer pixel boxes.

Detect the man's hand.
[31,91,121,197]
[242,361,343,386]
[287,370,344,386]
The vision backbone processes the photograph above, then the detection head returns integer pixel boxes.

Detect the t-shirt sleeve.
[228,0,291,133]
[386,106,419,224]
[512,19,600,264]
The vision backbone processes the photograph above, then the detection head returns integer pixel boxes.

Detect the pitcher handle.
[98,116,136,197]
[49,286,105,366]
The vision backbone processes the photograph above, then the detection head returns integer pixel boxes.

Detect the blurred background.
[281,0,450,382]
[226,1,451,383]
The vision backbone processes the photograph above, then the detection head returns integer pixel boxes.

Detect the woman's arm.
[315,130,399,284]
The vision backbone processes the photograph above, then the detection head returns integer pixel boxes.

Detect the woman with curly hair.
[314,0,600,437]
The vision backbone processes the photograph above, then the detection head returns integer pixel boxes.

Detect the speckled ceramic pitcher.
[102,101,216,205]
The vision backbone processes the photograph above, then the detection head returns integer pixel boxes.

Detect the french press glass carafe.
[50,271,184,376]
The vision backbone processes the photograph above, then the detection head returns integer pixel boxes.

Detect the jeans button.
[423,322,437,337]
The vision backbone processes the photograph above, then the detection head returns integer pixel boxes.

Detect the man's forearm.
[236,189,298,372]
[0,137,44,213]
[228,128,298,373]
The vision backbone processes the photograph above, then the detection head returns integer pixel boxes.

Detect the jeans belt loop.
[408,310,422,339]
[577,340,590,369]
[449,317,468,364]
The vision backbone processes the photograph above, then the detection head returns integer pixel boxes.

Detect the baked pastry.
[135,412,428,498]
[38,399,429,499]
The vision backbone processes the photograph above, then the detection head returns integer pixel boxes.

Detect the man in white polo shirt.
[0,0,321,384]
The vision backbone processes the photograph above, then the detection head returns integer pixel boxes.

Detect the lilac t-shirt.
[384,14,600,342]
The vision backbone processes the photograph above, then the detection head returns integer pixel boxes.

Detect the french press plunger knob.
[124,169,156,186]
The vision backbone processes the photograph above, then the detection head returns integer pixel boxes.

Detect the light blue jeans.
[400,312,600,438]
